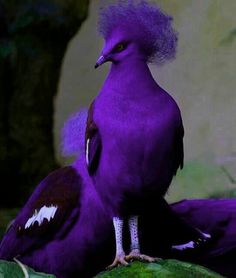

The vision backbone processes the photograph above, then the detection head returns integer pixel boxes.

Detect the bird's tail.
[60,108,88,158]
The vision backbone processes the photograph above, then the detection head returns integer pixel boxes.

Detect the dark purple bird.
[55,0,215,270]
[86,0,206,268]
[0,161,116,277]
[170,199,236,278]
[0,1,221,277]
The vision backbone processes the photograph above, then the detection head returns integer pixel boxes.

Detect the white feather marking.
[172,241,195,251]
[24,205,58,229]
[86,138,90,166]
[201,232,211,239]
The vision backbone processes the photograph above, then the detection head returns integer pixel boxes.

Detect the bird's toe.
[139,254,160,263]
[106,254,129,270]
[125,250,161,263]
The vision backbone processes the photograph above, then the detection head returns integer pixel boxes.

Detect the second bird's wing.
[0,166,82,259]
[85,101,102,175]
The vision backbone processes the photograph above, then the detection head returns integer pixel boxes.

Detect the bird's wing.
[0,166,81,259]
[85,101,102,175]
[172,122,184,175]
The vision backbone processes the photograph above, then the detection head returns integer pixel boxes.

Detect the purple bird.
[0,161,116,277]
[86,0,209,268]
[0,1,214,277]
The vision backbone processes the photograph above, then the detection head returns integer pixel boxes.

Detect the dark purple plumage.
[171,199,236,278]
[85,101,102,175]
[98,0,178,65]
[0,162,114,278]
[1,1,236,277]
[0,167,81,262]
[0,165,235,277]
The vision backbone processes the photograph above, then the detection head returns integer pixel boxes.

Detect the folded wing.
[0,166,82,259]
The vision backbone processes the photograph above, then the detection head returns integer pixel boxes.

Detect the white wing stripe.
[24,205,58,229]
[172,241,195,251]
[86,139,90,166]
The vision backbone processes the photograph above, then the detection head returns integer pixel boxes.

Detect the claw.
[106,253,129,270]
[125,249,161,263]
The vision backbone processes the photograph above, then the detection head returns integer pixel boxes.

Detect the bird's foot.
[125,249,161,263]
[106,252,129,270]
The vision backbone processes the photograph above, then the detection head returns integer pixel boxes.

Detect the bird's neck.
[103,59,159,97]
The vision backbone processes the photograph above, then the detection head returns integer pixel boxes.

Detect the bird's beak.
[94,55,106,69]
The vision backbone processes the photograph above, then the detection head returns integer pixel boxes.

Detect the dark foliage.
[0,0,89,207]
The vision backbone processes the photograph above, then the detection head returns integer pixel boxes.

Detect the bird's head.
[95,0,178,68]
[95,27,144,68]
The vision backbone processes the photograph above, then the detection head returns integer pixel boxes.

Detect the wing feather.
[0,166,81,259]
[85,101,102,175]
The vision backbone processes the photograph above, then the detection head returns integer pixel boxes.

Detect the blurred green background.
[0,0,235,236]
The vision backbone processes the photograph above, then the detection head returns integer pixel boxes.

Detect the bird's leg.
[125,216,160,263]
[107,217,128,269]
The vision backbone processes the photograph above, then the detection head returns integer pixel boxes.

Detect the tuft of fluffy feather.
[98,0,178,65]
[61,108,88,157]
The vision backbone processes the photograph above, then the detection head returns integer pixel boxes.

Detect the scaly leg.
[107,217,128,269]
[125,216,160,263]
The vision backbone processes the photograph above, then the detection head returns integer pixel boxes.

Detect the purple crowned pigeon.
[86,0,209,268]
